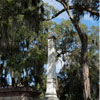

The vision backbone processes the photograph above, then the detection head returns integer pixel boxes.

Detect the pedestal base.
[43,97,59,100]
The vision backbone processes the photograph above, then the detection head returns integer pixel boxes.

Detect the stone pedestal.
[43,97,59,100]
[44,33,59,100]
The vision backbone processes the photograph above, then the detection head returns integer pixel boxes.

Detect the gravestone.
[0,87,40,100]
[43,33,59,100]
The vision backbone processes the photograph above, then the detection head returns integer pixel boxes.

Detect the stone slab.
[0,87,40,100]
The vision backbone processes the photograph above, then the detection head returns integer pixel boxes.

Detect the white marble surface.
[45,35,58,99]
[47,39,56,79]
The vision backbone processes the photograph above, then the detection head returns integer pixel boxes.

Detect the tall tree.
[0,0,45,87]
[43,0,99,100]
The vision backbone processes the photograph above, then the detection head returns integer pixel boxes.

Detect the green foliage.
[43,3,59,18]
[71,0,99,21]
[88,26,99,99]
[0,0,47,90]
[0,2,99,100]
[56,22,99,100]
[0,0,44,54]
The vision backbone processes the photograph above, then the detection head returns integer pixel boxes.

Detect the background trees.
[56,22,99,100]
[44,19,99,100]
[44,0,99,100]
[0,0,47,89]
[0,1,99,100]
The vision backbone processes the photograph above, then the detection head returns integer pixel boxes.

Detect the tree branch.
[56,0,99,17]
[42,5,99,21]
[58,0,85,43]
[69,6,99,17]
[42,8,67,21]
[82,6,99,17]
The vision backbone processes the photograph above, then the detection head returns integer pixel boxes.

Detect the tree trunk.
[59,1,91,99]
[73,23,91,100]
[56,76,59,91]
[81,35,91,100]
[12,71,15,87]
[71,22,91,100]
[25,68,29,87]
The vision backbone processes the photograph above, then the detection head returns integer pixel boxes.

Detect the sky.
[42,0,99,73]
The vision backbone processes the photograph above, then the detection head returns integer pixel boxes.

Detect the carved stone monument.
[44,33,59,100]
